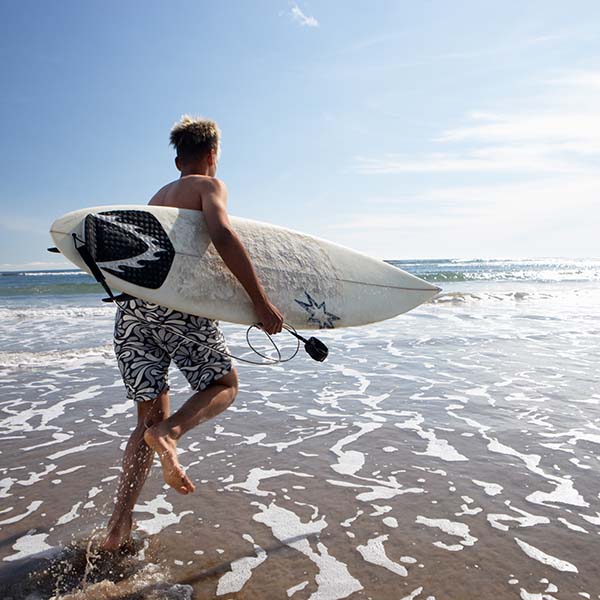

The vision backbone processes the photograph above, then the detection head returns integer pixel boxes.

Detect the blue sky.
[1,1,599,269]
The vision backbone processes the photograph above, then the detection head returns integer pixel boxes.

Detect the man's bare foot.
[144,422,195,494]
[100,514,133,552]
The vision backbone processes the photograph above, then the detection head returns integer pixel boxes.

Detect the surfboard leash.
[113,296,329,366]
[56,235,329,365]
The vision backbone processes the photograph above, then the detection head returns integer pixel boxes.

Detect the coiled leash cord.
[115,296,302,365]
[60,233,329,365]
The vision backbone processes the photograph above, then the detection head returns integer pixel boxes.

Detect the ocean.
[0,259,599,599]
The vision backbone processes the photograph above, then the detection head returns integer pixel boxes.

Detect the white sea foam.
[102,399,131,419]
[236,432,267,445]
[16,464,57,486]
[526,478,589,508]
[515,537,578,573]
[356,534,407,576]
[0,477,17,498]
[340,509,363,528]
[226,468,313,496]
[330,422,381,476]
[557,517,588,533]
[22,432,74,451]
[472,479,503,496]
[0,345,114,370]
[134,495,193,535]
[0,305,112,322]
[483,436,589,508]
[287,580,310,596]
[0,500,43,525]
[3,531,55,562]
[56,501,83,525]
[431,290,560,304]
[328,477,425,502]
[416,516,477,551]
[400,587,424,600]
[456,502,482,517]
[395,413,468,462]
[216,534,267,596]
[260,422,346,452]
[579,512,600,526]
[47,439,112,460]
[253,501,363,599]
[56,465,86,476]
[383,516,398,528]
[487,504,550,532]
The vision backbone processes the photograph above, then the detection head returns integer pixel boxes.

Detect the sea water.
[0,259,599,599]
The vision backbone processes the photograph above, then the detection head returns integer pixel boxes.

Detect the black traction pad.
[84,210,175,289]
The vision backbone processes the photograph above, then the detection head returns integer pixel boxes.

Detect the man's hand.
[253,297,284,334]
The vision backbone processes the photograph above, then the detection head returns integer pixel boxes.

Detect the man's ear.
[207,149,216,167]
[175,156,182,171]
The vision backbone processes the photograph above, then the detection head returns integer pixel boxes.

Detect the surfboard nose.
[388,263,441,294]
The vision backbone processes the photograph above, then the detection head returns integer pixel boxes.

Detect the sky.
[1,0,599,269]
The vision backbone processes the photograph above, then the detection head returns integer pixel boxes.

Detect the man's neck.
[180,166,210,177]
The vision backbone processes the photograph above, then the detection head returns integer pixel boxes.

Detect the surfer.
[101,116,284,551]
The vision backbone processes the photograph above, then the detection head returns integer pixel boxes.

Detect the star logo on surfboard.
[295,291,340,329]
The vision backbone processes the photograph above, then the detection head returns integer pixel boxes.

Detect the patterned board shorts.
[114,297,233,403]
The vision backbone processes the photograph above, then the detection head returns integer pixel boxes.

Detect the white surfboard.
[49,205,440,329]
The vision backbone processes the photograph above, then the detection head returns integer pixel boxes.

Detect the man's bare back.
[149,175,212,211]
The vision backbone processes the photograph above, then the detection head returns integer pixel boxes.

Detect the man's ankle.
[167,423,183,440]
[153,419,182,441]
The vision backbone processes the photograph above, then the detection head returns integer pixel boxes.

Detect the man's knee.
[221,369,238,405]
[228,381,239,405]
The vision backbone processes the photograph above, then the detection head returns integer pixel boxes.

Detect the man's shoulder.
[194,175,226,191]
[148,180,176,205]
[149,176,227,210]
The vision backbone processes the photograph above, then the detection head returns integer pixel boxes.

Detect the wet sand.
[1,284,599,599]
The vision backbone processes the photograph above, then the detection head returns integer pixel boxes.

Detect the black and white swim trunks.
[114,297,232,403]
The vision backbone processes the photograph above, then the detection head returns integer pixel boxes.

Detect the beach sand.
[1,276,599,599]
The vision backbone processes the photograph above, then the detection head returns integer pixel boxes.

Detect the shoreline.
[1,262,599,598]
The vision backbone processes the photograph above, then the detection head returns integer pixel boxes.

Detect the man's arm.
[200,178,284,334]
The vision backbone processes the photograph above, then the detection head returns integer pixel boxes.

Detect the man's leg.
[100,390,169,551]
[144,369,238,494]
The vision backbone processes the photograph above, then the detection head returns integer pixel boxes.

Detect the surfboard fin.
[47,247,60,253]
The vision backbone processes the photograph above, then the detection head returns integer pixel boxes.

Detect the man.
[101,116,284,552]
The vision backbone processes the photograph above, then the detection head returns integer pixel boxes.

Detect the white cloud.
[346,71,600,257]
[355,144,590,175]
[325,176,600,258]
[344,32,567,63]
[332,176,598,227]
[356,111,600,175]
[436,112,600,145]
[290,4,319,27]
[356,70,600,176]
[545,71,600,89]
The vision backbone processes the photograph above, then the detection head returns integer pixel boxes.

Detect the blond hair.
[169,115,221,161]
